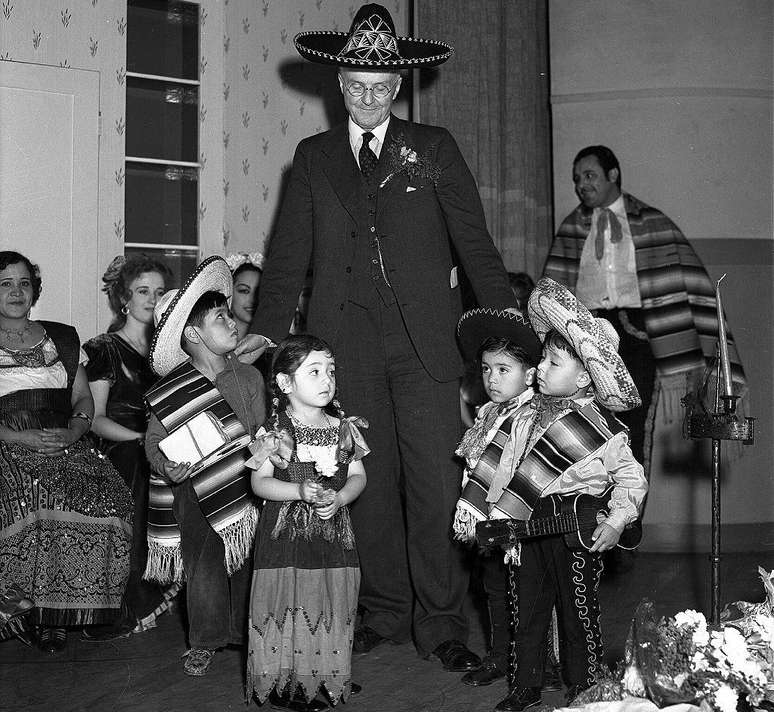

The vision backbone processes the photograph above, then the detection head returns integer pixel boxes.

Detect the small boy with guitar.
[480,277,648,712]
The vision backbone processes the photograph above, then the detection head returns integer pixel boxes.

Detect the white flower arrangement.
[574,567,774,711]
[304,445,339,479]
[225,251,264,272]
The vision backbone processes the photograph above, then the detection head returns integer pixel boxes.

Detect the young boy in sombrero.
[486,277,648,712]
[142,256,267,676]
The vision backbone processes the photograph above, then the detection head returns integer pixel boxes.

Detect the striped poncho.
[144,361,263,583]
[544,193,746,403]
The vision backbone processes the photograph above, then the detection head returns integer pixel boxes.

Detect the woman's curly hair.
[102,254,171,330]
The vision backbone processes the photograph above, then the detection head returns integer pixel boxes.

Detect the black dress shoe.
[350,682,362,696]
[495,686,542,712]
[352,625,388,653]
[430,639,481,672]
[38,626,67,653]
[461,655,507,686]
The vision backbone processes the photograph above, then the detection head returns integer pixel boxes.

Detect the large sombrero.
[457,308,542,364]
[149,255,233,377]
[527,278,641,412]
[294,3,453,69]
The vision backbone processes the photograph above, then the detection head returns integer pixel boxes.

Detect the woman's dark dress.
[83,332,177,628]
[0,323,133,627]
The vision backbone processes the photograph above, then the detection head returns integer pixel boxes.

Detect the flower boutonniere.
[380,134,441,188]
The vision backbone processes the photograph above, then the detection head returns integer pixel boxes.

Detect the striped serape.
[144,361,258,584]
[491,400,626,521]
[544,193,746,399]
[453,396,535,542]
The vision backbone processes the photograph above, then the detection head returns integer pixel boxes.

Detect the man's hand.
[233,334,274,364]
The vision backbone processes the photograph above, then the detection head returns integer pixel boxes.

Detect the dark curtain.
[415,0,553,281]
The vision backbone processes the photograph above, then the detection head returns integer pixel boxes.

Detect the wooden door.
[0,61,100,341]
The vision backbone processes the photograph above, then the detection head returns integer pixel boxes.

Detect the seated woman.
[82,255,177,639]
[0,251,133,653]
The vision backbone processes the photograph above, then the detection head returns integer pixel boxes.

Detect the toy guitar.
[475,485,642,551]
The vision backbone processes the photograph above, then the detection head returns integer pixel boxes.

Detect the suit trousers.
[172,479,251,649]
[510,498,605,689]
[338,296,468,654]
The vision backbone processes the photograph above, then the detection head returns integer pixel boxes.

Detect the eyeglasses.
[344,80,398,99]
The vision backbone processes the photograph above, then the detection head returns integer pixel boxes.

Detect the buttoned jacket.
[252,115,513,382]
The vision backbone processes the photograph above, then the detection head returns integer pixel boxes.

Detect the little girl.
[246,335,368,712]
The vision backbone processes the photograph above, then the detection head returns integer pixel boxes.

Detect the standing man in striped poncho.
[543,145,746,489]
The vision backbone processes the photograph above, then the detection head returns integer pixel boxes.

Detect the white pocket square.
[406,186,417,192]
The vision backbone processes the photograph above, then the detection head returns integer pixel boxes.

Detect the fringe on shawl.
[143,504,260,584]
[270,500,355,550]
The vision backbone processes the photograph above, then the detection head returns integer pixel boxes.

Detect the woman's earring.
[121,304,129,315]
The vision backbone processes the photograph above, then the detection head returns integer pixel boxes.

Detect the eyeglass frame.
[342,78,400,99]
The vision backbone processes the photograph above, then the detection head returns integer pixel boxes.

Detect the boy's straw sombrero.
[457,308,542,364]
[294,3,453,69]
[149,256,233,377]
[527,277,641,412]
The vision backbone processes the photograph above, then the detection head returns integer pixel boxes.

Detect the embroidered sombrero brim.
[294,31,453,69]
[457,308,542,364]
[149,256,233,377]
[527,277,641,412]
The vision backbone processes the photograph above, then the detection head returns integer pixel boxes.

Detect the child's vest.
[144,361,258,584]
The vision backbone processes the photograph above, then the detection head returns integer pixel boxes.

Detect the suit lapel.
[321,123,367,223]
[376,116,411,215]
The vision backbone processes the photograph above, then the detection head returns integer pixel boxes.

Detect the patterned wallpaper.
[221,0,407,256]
[0,0,127,278]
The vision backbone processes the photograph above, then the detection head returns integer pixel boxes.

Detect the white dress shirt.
[347,116,390,168]
[575,194,642,309]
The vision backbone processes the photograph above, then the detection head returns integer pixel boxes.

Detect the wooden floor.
[2,551,772,712]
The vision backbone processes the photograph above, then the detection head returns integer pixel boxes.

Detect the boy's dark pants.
[172,479,251,649]
[509,499,605,690]
[480,551,510,667]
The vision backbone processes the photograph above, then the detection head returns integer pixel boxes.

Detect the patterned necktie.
[359,131,378,180]
[595,207,623,260]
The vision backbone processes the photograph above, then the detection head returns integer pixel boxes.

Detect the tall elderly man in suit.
[247,5,515,671]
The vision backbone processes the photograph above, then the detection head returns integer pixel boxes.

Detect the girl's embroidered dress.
[247,412,359,705]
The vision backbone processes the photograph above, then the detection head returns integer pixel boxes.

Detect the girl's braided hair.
[268,334,345,429]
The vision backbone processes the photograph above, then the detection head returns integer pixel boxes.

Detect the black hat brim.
[294,32,453,69]
[457,308,542,364]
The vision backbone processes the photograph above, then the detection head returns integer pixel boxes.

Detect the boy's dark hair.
[0,251,42,305]
[477,336,538,369]
[181,291,229,350]
[543,329,583,364]
[185,291,229,329]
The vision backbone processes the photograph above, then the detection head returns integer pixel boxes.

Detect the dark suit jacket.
[250,115,514,382]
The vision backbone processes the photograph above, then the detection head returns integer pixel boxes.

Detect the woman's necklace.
[117,328,148,356]
[0,320,32,344]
